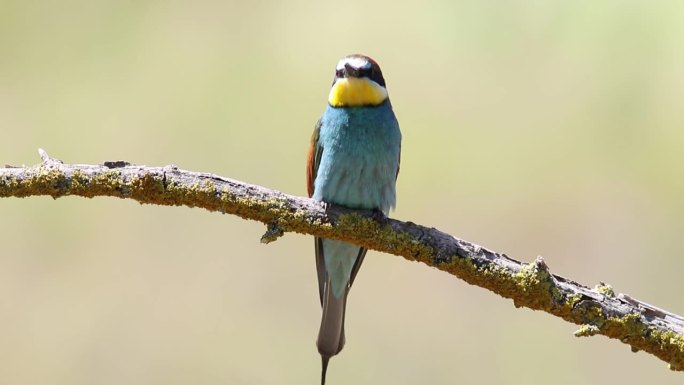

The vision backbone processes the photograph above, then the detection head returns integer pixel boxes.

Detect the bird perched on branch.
[307,54,402,384]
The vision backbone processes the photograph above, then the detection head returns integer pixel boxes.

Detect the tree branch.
[2,149,683,372]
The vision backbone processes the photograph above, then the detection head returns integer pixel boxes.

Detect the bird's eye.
[335,69,344,78]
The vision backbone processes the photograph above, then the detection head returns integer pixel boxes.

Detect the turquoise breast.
[313,101,401,214]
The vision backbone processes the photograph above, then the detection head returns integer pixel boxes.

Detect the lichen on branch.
[1,149,684,372]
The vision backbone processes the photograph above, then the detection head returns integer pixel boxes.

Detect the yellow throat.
[328,77,388,107]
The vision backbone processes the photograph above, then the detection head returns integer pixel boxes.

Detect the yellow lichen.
[595,282,615,298]
[574,324,600,337]
[335,213,433,262]
[650,329,684,370]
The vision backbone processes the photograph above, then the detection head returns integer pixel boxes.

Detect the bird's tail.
[317,281,348,385]
[320,355,330,385]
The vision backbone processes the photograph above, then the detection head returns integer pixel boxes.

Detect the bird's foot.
[370,208,389,225]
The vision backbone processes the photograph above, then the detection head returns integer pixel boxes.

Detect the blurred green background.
[1,1,683,384]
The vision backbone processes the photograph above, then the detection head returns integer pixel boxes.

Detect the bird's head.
[328,54,388,108]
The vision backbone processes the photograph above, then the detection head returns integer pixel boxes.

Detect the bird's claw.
[370,208,389,225]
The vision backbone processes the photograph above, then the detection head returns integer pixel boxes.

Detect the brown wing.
[307,119,323,198]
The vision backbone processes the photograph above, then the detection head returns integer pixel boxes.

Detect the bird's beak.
[344,63,359,78]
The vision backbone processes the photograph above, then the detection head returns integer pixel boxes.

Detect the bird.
[306,54,402,385]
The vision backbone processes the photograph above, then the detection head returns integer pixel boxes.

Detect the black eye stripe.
[357,68,371,77]
[332,57,387,87]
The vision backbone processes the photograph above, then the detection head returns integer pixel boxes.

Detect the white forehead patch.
[336,56,372,71]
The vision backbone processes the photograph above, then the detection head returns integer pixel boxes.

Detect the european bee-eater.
[307,54,402,384]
